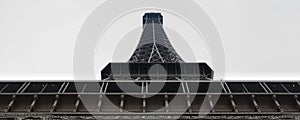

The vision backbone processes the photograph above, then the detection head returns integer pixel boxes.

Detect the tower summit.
[101,13,213,80]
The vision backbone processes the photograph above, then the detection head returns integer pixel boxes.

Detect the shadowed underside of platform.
[0,81,300,119]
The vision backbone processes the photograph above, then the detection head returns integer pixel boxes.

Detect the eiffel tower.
[0,13,299,120]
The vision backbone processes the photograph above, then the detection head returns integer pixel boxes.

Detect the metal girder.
[0,81,300,118]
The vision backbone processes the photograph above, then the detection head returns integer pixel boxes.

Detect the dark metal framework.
[0,81,300,119]
[129,13,183,63]
[101,63,213,80]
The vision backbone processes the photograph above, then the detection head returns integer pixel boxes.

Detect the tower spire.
[129,13,184,63]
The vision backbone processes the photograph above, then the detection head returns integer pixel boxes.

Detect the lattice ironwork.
[103,13,213,81]
[129,13,183,63]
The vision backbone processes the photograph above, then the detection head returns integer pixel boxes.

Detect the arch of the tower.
[129,43,183,63]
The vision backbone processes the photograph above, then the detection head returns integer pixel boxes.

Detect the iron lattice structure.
[129,13,183,63]
[102,13,214,81]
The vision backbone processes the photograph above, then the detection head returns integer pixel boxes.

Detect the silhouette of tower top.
[142,13,163,25]
[129,13,184,63]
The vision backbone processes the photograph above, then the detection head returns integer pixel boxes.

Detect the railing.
[0,81,300,115]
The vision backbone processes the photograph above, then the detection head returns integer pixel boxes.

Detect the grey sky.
[0,0,300,80]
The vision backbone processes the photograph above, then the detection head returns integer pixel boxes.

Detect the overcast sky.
[0,0,300,80]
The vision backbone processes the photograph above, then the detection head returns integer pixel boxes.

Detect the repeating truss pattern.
[1,81,300,119]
